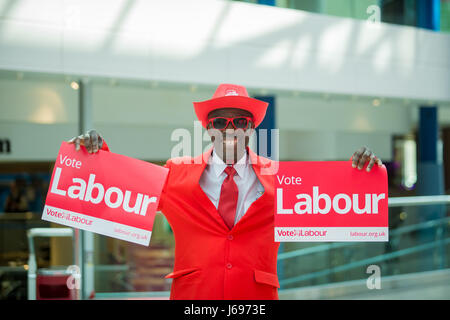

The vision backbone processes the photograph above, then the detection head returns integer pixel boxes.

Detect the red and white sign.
[275,161,388,242]
[42,142,169,246]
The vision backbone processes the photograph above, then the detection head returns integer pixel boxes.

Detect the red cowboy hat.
[193,83,269,129]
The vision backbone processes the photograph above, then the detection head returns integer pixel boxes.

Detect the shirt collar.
[211,148,248,179]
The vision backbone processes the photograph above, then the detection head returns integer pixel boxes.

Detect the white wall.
[0,78,78,124]
[0,0,449,102]
[1,0,449,163]
[2,76,448,162]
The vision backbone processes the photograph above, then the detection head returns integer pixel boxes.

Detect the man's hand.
[67,129,104,153]
[351,146,383,172]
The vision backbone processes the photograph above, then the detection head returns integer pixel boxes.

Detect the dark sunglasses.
[207,116,253,131]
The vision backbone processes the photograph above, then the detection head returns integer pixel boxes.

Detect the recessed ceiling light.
[372,98,380,107]
[70,81,79,90]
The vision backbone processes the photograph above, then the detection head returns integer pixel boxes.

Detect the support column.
[416,0,445,271]
[416,0,440,31]
[417,106,445,270]
[77,78,95,299]
[257,0,275,6]
[255,96,276,160]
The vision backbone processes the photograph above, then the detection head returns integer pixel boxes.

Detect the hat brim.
[193,96,268,129]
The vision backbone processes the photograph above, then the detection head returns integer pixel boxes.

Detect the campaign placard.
[42,142,169,246]
[275,161,388,242]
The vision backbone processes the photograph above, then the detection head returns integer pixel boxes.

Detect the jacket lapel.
[231,147,275,230]
[247,146,275,193]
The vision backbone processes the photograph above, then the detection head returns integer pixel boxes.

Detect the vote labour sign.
[42,142,169,246]
[275,161,388,242]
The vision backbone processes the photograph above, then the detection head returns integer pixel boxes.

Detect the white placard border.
[42,205,151,246]
[275,227,388,242]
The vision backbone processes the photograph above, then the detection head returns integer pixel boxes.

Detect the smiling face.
[206,108,255,164]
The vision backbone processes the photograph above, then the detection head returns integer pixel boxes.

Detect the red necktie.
[218,166,238,230]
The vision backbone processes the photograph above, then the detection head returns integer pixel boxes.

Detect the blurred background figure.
[4,177,29,213]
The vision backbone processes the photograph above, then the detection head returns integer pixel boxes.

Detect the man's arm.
[157,159,171,212]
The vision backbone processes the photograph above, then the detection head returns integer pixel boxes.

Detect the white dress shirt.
[199,148,265,226]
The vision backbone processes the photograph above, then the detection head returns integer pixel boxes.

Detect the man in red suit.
[69,83,382,300]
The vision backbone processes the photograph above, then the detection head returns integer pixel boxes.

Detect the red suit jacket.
[100,142,279,300]
[158,146,280,300]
